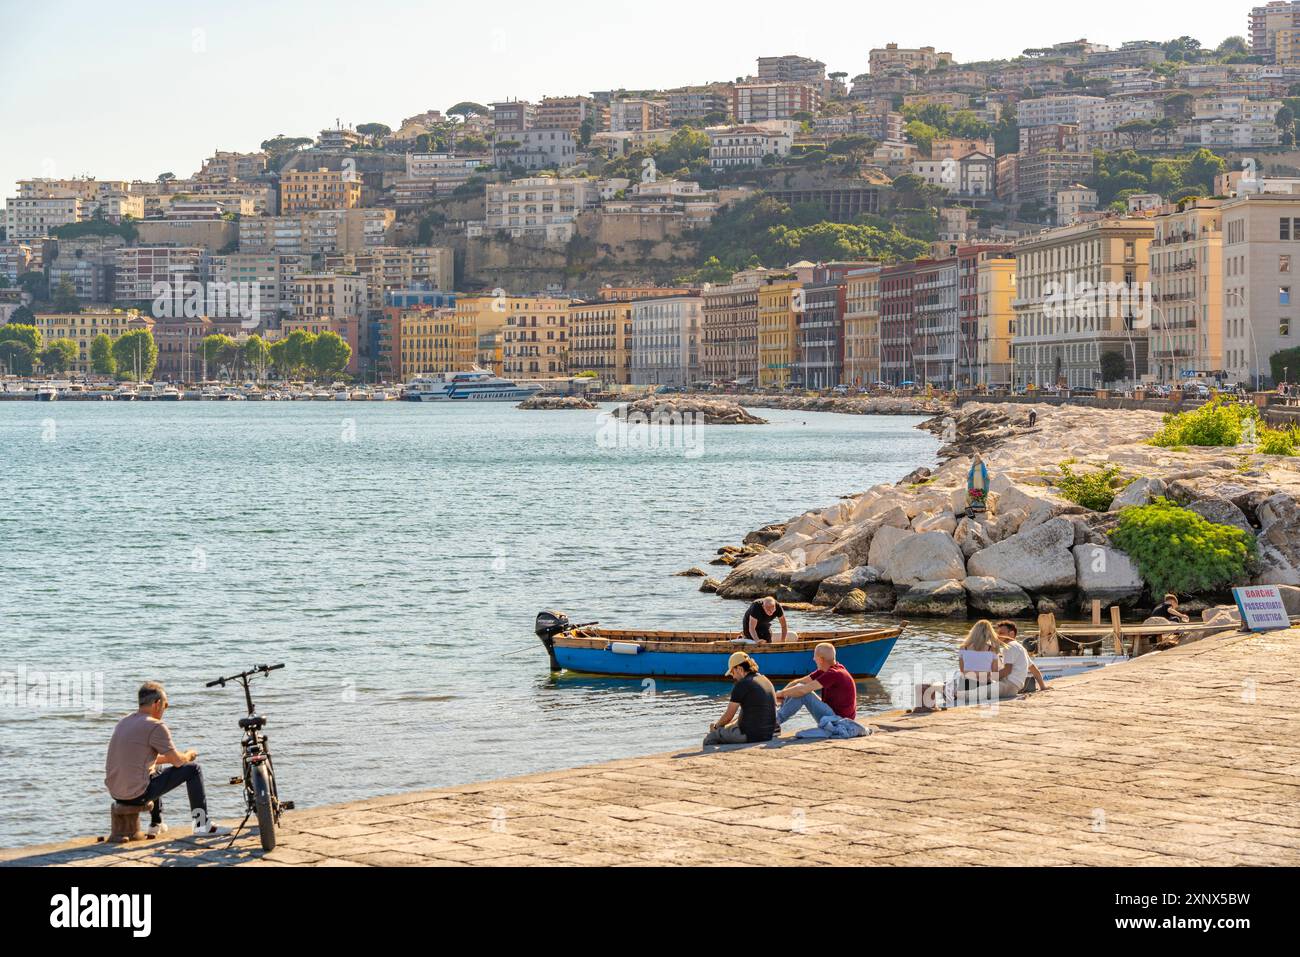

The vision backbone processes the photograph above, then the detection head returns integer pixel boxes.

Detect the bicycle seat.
[239,716,266,730]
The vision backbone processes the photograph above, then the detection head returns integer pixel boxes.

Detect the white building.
[1221,190,1300,387]
[1017,95,1106,129]
[707,126,793,169]
[630,295,703,387]
[1056,185,1099,226]
[484,177,600,241]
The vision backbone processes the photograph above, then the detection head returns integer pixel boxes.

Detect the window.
[1284,318,1292,337]
[1282,218,1291,241]
[1283,255,1293,274]
[1283,287,1292,306]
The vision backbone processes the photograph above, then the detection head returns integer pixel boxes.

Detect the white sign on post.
[1232,585,1291,632]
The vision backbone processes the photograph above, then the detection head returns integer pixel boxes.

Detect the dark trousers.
[121,764,208,826]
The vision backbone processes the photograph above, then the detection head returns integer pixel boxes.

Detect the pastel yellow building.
[280,167,361,213]
[975,255,1016,387]
[843,265,881,386]
[757,278,801,387]
[500,296,572,378]
[399,307,458,376]
[566,300,634,384]
[25,310,154,374]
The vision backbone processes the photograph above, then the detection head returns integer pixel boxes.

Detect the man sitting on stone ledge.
[995,620,1049,694]
[105,681,230,837]
[775,642,857,728]
[703,652,777,747]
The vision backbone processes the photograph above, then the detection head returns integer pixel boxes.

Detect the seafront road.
[5,628,1298,866]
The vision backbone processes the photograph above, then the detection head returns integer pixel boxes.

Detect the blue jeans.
[121,764,209,826]
[777,692,835,727]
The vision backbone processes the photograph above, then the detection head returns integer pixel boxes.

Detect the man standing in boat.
[703,652,777,747]
[741,596,788,643]
[774,642,857,727]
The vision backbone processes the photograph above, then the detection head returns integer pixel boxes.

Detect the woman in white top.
[956,620,1005,702]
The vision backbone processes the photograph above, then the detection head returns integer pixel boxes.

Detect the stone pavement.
[4,628,1298,867]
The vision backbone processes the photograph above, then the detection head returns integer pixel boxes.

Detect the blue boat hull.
[553,636,898,680]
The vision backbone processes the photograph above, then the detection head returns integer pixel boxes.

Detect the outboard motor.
[534,610,571,672]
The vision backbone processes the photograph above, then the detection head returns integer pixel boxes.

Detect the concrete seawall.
[4,627,1298,867]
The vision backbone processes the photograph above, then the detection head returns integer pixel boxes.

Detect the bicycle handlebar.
[205,663,285,688]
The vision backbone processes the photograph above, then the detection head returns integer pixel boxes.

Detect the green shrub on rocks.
[1257,424,1299,456]
[1056,462,1125,511]
[1108,498,1256,596]
[1149,397,1257,448]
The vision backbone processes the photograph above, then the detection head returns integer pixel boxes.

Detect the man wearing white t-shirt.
[995,620,1049,696]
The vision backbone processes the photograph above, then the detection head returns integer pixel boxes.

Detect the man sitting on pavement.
[775,642,857,727]
[105,681,230,837]
[995,620,1050,695]
[703,652,777,747]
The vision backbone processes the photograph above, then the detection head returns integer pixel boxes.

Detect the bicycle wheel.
[250,763,276,852]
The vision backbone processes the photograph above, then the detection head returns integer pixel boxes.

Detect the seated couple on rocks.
[703,643,867,747]
[917,619,1049,710]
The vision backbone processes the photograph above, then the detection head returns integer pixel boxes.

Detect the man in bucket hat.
[703,651,778,747]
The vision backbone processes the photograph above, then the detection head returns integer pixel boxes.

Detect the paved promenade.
[5,628,1298,867]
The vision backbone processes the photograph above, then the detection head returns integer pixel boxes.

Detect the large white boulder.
[1110,476,1166,510]
[788,554,853,593]
[966,517,1077,592]
[717,551,800,599]
[884,531,967,586]
[867,525,914,574]
[1072,543,1145,604]
[1186,497,1253,534]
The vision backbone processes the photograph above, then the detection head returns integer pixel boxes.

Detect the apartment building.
[398,307,459,378]
[494,129,577,170]
[843,265,882,387]
[238,208,395,256]
[757,278,801,388]
[483,176,599,241]
[45,234,127,303]
[114,246,210,305]
[733,82,820,123]
[501,296,571,378]
[630,295,702,387]
[666,85,734,125]
[1011,151,1095,206]
[609,98,668,133]
[975,254,1017,387]
[1251,2,1300,61]
[452,296,505,373]
[1057,185,1099,226]
[869,44,952,76]
[210,252,309,328]
[536,96,607,135]
[1148,199,1224,383]
[1011,218,1153,390]
[567,299,634,384]
[3,196,85,243]
[404,153,490,192]
[1221,191,1300,387]
[288,273,368,374]
[324,246,454,309]
[795,270,845,388]
[707,126,793,169]
[757,54,826,84]
[23,310,153,374]
[701,269,765,383]
[491,100,535,133]
[880,263,919,387]
[1016,95,1106,128]
[279,168,362,213]
[135,217,238,253]
[194,150,267,183]
[910,258,960,390]
[0,242,33,282]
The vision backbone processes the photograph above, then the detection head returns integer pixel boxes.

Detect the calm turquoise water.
[0,401,957,847]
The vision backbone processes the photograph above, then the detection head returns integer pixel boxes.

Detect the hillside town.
[8,8,1300,393]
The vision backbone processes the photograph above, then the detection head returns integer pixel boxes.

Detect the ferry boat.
[403,369,543,402]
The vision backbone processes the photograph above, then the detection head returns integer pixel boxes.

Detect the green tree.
[242,334,271,380]
[16,271,48,302]
[309,330,352,379]
[0,340,34,375]
[0,322,41,353]
[111,329,159,381]
[201,333,238,379]
[271,329,316,377]
[39,338,78,372]
[1100,350,1128,386]
[1269,346,1300,385]
[90,333,116,376]
[447,101,490,119]
[52,279,81,313]
[356,122,391,146]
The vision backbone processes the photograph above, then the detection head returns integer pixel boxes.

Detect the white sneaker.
[191,822,231,837]
[144,821,169,838]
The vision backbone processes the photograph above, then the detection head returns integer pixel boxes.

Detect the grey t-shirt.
[105,712,176,800]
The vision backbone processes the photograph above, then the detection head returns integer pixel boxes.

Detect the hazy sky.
[0,1,1245,196]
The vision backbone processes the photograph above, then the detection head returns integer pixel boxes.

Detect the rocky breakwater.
[517,395,597,410]
[707,401,1300,619]
[612,397,767,425]
[731,394,947,416]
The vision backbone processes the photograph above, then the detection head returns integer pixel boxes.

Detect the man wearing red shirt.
[775,642,857,729]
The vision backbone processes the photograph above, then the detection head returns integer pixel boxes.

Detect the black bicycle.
[205,663,293,851]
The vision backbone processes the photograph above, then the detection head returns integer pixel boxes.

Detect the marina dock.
[5,627,1298,867]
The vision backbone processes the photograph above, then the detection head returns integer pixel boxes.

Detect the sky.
[0,1,1246,196]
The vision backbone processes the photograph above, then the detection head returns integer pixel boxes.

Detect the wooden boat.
[533,611,903,679]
